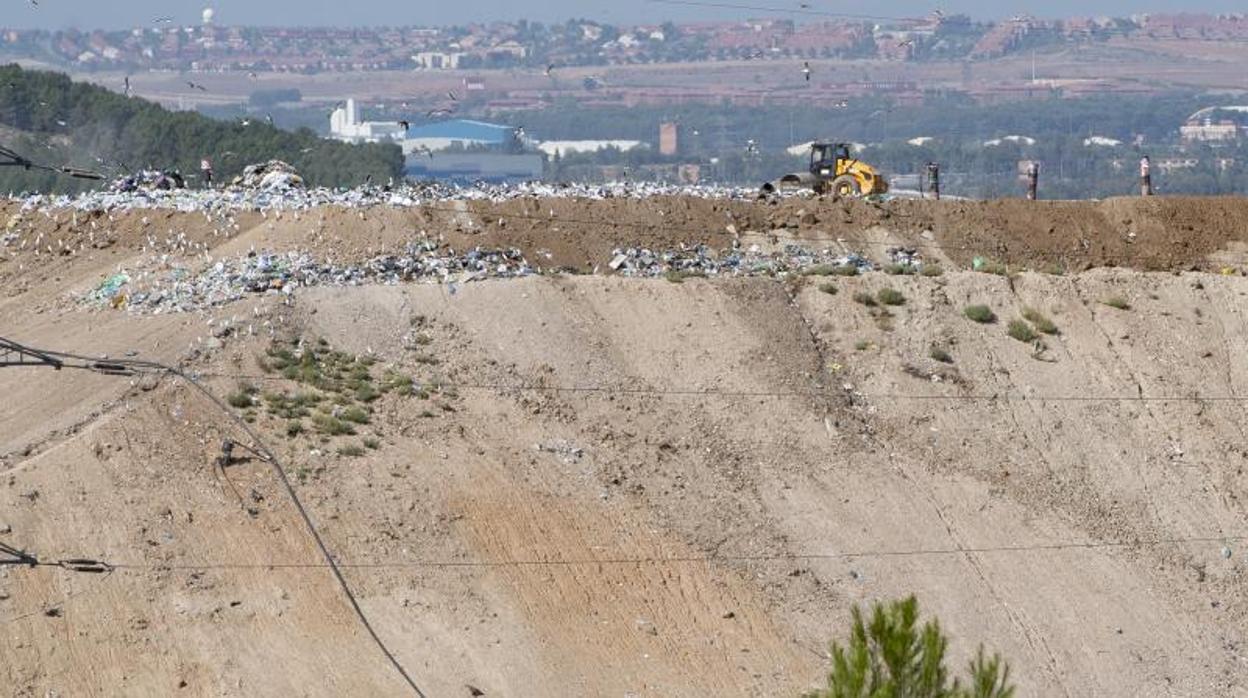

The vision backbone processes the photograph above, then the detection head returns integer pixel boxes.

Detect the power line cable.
[93,533,1248,571]
[0,337,427,697]
[185,371,1248,405]
[0,144,104,181]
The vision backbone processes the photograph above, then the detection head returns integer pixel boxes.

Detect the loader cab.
[810,142,852,177]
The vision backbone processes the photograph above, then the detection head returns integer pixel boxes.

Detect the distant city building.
[1156,157,1199,173]
[413,51,463,70]
[328,99,405,144]
[1181,120,1240,143]
[659,122,679,156]
[1180,107,1248,143]
[402,119,518,152]
[536,140,646,157]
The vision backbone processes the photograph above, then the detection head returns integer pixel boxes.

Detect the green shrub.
[919,264,944,277]
[929,346,953,364]
[877,288,906,306]
[353,383,381,403]
[286,421,304,437]
[818,282,838,295]
[362,437,381,450]
[885,263,917,276]
[977,260,1008,276]
[1021,307,1059,335]
[853,291,878,307]
[855,340,873,351]
[831,265,860,277]
[226,391,254,409]
[1102,296,1130,310]
[337,444,366,458]
[312,413,355,436]
[340,406,371,424]
[1007,319,1038,343]
[964,305,996,323]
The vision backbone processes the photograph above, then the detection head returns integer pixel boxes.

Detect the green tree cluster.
[809,596,1014,698]
[0,64,402,194]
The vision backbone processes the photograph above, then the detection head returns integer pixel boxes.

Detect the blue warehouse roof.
[406,119,515,143]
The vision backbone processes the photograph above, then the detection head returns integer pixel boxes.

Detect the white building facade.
[329,99,405,144]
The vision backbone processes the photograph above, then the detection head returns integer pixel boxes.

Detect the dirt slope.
[3,198,1248,697]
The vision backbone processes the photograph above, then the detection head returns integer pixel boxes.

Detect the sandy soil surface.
[2,196,1248,696]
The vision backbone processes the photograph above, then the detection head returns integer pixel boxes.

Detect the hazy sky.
[3,1,1242,30]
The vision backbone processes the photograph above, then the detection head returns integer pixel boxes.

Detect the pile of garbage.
[234,160,304,191]
[13,179,767,214]
[86,242,534,314]
[608,243,875,278]
[110,170,186,193]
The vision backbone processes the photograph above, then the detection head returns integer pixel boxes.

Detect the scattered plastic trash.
[606,243,875,278]
[537,441,585,464]
[84,242,533,313]
[887,246,923,270]
[235,160,304,191]
[13,180,766,215]
[111,170,185,193]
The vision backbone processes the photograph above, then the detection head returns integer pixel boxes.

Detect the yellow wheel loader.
[761,142,889,198]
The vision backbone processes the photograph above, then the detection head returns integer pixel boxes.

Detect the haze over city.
[4,0,1247,28]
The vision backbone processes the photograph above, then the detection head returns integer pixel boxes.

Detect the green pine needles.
[807,596,1015,698]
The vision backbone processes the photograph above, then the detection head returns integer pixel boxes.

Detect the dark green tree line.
[0,64,402,194]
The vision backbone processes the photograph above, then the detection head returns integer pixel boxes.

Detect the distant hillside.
[0,65,404,194]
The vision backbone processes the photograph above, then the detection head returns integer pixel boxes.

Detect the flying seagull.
[186,81,207,92]
[447,91,458,101]
[426,107,453,118]
[398,120,411,132]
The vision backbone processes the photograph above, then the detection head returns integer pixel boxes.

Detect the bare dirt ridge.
[2,196,1247,697]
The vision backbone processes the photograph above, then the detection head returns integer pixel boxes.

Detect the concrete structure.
[659,123,679,156]
[413,51,463,69]
[402,119,517,152]
[328,99,405,144]
[406,152,543,183]
[1181,120,1240,143]
[536,140,646,157]
[1181,107,1248,143]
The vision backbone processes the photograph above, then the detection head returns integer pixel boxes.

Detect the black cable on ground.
[1,338,426,697]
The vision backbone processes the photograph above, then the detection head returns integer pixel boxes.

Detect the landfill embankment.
[2,188,1248,696]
